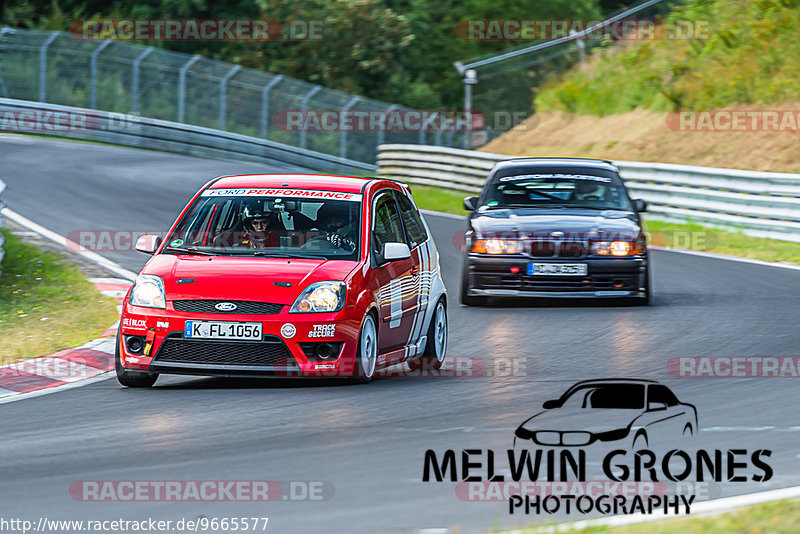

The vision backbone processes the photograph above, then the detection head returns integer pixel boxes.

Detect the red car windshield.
[163,192,361,260]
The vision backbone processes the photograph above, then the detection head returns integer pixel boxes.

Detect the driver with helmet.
[239,200,280,248]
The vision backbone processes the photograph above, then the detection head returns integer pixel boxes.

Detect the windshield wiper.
[556,204,621,210]
[163,246,218,256]
[489,203,567,209]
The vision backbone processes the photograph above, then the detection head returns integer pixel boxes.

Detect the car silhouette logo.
[514,378,697,449]
[215,302,237,311]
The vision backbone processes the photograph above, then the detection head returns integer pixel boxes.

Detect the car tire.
[115,333,158,388]
[409,299,447,372]
[627,265,651,306]
[639,265,652,304]
[460,260,487,306]
[352,313,378,384]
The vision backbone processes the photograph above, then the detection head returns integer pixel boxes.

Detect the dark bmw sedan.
[460,158,650,305]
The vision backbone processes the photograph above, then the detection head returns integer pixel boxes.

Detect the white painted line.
[702,426,775,432]
[0,371,114,405]
[100,290,128,299]
[1,207,138,281]
[648,245,800,272]
[5,357,104,383]
[88,277,136,286]
[86,337,116,354]
[421,209,464,221]
[525,486,800,533]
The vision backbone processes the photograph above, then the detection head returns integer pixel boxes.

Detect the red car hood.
[141,254,358,305]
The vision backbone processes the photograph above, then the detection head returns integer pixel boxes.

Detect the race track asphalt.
[1,134,799,533]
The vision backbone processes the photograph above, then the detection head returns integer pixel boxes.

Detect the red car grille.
[154,335,292,366]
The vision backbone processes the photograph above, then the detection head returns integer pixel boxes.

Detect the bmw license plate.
[185,321,262,340]
[527,263,588,276]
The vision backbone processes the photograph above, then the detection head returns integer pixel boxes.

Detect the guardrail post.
[89,40,112,109]
[0,28,12,98]
[376,105,398,148]
[38,32,59,102]
[299,86,322,149]
[260,75,283,139]
[177,55,201,123]
[218,65,242,131]
[131,47,154,114]
[339,96,360,160]
[418,112,437,145]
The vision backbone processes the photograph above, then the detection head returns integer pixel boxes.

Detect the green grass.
[0,229,120,364]
[408,184,470,215]
[407,184,800,266]
[519,498,800,533]
[644,220,800,264]
[535,0,800,115]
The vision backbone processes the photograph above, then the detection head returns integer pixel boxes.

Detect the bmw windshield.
[559,384,646,410]
[484,168,633,211]
[163,188,361,260]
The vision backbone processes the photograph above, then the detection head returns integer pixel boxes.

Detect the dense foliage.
[2,0,602,109]
[536,0,800,114]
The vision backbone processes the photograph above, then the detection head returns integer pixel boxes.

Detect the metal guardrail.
[0,98,377,174]
[0,27,467,164]
[0,178,6,273]
[378,144,800,242]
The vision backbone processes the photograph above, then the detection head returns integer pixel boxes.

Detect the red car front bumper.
[119,301,364,378]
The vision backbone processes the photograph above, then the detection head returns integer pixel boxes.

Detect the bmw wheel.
[460,259,486,306]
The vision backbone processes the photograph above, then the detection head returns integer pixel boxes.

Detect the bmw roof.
[493,157,618,172]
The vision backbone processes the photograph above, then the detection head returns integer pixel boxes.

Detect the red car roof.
[210,174,377,194]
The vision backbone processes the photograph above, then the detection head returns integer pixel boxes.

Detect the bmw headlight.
[129,275,166,309]
[290,281,345,313]
[591,241,642,256]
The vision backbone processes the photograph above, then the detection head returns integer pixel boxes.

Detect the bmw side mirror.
[135,235,163,254]
[382,242,411,262]
[632,199,647,213]
[647,401,667,411]
[463,196,479,211]
[542,399,560,409]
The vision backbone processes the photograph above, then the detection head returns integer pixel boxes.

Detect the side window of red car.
[372,191,405,255]
[394,191,428,249]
